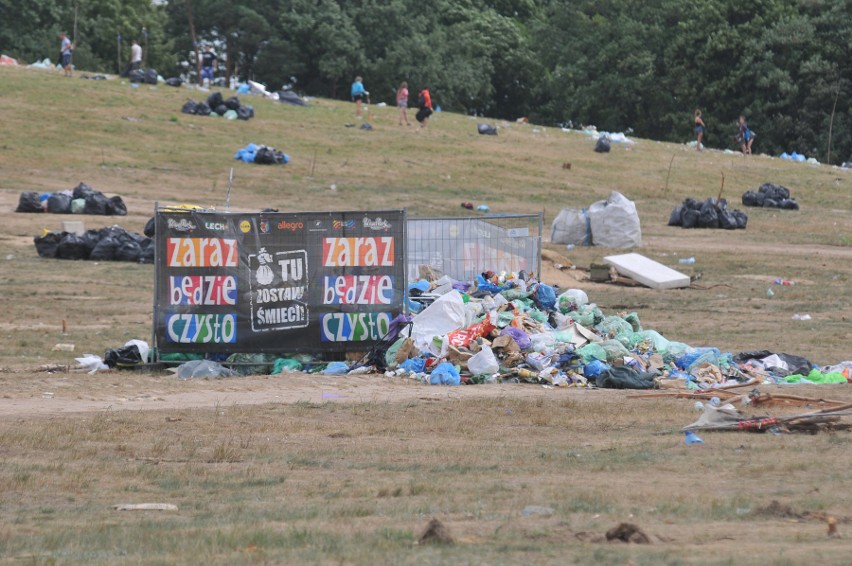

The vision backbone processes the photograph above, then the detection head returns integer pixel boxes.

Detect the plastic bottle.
[709,396,720,407]
[679,257,696,264]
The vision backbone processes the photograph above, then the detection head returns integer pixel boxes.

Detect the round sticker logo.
[239,220,251,233]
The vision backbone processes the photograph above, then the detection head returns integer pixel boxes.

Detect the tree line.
[1,0,849,163]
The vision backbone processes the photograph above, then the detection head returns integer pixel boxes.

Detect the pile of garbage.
[16,183,127,216]
[779,151,819,165]
[667,197,747,230]
[181,92,254,120]
[551,191,642,247]
[742,183,799,210]
[234,143,290,165]
[34,225,153,263]
[99,269,848,389]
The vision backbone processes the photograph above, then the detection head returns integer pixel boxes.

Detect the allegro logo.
[278,220,305,232]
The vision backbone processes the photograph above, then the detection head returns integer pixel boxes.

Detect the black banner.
[153,209,406,354]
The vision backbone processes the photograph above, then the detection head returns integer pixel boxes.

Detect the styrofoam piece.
[603,253,690,289]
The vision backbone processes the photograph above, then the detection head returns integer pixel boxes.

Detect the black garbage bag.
[732,209,748,229]
[780,199,800,210]
[759,183,790,200]
[84,192,109,215]
[80,229,102,255]
[34,232,61,258]
[697,199,719,228]
[72,182,95,200]
[596,366,659,389]
[254,146,286,165]
[207,91,224,109]
[138,238,155,264]
[668,205,684,226]
[165,77,183,87]
[17,192,43,213]
[477,123,498,135]
[143,216,156,237]
[181,100,198,114]
[89,235,119,260]
[762,198,779,208]
[129,69,145,83]
[415,107,432,123]
[47,193,73,214]
[57,233,89,260]
[104,344,143,368]
[742,190,764,207]
[214,104,228,116]
[683,197,701,210]
[115,236,142,262]
[106,196,127,216]
[594,136,611,153]
[681,208,700,229]
[236,105,254,120]
[277,90,308,106]
[194,102,211,116]
[225,96,241,110]
[144,68,158,84]
[718,208,738,230]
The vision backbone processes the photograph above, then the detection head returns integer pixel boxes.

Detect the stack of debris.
[34,225,153,263]
[668,197,747,229]
[742,183,799,210]
[181,92,254,120]
[16,183,127,216]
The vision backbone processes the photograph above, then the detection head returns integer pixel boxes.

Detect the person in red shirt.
[416,87,433,127]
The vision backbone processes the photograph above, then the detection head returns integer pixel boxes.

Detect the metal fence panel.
[407,214,542,282]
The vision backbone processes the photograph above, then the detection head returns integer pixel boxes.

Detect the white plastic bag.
[551,207,591,245]
[467,345,499,375]
[587,191,642,247]
[75,354,108,374]
[410,291,466,351]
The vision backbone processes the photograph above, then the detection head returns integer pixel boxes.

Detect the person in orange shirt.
[415,87,433,127]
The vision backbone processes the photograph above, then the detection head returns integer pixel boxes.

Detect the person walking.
[415,86,433,128]
[736,115,755,155]
[351,76,368,119]
[396,81,411,126]
[59,31,74,77]
[121,39,143,77]
[694,109,705,151]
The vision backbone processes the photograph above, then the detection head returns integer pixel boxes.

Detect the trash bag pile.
[667,197,747,230]
[16,183,127,216]
[234,143,290,165]
[741,183,799,210]
[330,269,847,389]
[34,225,153,263]
[551,191,641,247]
[181,91,254,120]
[128,68,159,85]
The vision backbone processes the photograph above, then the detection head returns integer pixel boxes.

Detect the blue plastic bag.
[429,362,460,386]
[400,357,427,374]
[322,361,350,375]
[583,359,610,378]
[535,283,557,310]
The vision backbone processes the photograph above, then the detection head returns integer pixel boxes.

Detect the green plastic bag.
[598,339,630,361]
[578,343,607,364]
[271,358,303,375]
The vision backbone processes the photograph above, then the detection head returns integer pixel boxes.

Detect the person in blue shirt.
[59,31,74,77]
[737,115,755,155]
[351,76,368,119]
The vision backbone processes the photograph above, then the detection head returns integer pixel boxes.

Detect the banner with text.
[153,209,406,354]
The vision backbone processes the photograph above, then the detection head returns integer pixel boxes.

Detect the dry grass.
[0,65,851,564]
[1,391,851,564]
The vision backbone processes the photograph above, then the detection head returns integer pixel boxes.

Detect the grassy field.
[0,65,851,564]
